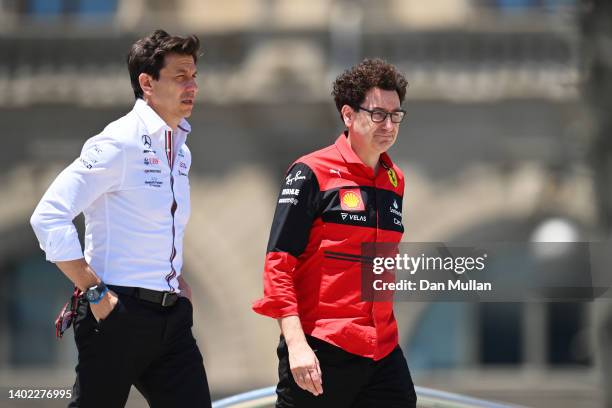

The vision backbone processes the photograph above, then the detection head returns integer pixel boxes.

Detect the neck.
[144,98,179,132]
[346,134,380,169]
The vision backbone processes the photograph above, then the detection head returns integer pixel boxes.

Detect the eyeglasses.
[358,106,406,123]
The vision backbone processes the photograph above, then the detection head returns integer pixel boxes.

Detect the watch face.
[86,287,98,302]
[86,291,96,302]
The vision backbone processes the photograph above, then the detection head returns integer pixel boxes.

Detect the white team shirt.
[30,99,192,292]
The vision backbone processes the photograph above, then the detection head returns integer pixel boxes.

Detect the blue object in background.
[495,0,577,12]
[8,257,73,366]
[78,0,117,15]
[28,0,62,16]
[496,0,536,11]
[27,0,117,17]
[543,0,576,9]
[407,302,470,369]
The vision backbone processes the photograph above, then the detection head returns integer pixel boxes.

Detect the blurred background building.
[0,0,610,407]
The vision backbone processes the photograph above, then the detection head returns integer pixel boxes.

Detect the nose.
[186,77,198,94]
[381,114,395,130]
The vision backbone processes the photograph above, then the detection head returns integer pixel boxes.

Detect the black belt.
[108,285,179,307]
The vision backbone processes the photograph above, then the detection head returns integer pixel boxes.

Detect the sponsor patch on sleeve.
[79,144,104,169]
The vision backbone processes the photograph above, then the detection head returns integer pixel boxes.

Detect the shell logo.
[342,191,361,208]
[340,188,365,211]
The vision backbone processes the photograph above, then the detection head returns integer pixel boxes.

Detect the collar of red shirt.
[334,131,394,170]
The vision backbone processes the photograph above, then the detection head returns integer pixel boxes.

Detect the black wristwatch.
[85,282,108,304]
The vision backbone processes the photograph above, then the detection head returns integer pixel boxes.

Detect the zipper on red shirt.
[164,129,178,292]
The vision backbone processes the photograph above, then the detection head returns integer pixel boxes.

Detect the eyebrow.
[371,106,403,112]
[175,68,197,75]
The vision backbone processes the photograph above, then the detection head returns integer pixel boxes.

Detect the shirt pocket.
[318,243,366,309]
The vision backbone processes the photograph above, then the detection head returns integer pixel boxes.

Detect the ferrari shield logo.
[387,168,398,188]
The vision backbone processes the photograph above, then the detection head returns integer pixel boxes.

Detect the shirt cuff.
[43,226,84,262]
[252,297,299,319]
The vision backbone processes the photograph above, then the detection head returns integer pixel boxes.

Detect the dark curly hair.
[127,29,201,99]
[332,58,408,119]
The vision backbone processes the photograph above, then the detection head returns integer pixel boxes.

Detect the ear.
[138,73,154,98]
[341,105,355,128]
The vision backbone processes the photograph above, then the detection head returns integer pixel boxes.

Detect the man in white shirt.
[30,29,211,407]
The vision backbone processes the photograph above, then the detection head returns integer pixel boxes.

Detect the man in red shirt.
[253,59,416,408]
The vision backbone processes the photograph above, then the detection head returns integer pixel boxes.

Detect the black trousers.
[68,292,211,408]
[276,335,417,408]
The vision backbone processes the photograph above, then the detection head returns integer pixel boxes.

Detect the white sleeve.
[30,140,125,262]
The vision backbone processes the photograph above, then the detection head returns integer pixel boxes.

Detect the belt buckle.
[161,292,175,307]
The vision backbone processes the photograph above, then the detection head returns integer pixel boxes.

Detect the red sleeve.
[252,162,320,318]
[252,252,300,318]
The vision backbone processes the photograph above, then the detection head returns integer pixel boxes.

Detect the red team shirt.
[253,132,405,361]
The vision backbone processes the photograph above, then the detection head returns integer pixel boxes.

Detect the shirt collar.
[133,98,191,135]
[334,130,394,168]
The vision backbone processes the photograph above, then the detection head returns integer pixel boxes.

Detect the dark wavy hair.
[332,58,408,119]
[127,29,201,99]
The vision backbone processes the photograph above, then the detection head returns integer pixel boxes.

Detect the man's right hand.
[288,339,323,396]
[90,290,119,322]
[55,258,118,323]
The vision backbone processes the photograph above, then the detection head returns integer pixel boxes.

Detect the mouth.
[181,98,194,106]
